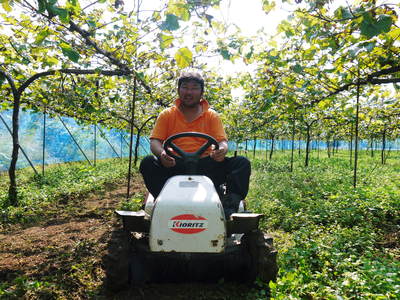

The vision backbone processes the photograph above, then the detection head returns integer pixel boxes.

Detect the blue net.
[1,109,399,172]
[232,139,400,152]
[0,109,150,172]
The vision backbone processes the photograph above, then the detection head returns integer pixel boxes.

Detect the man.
[139,72,250,217]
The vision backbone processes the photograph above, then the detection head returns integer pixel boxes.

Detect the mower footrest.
[115,210,150,233]
[227,213,263,234]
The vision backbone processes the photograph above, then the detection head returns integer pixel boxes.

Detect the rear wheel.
[241,229,278,284]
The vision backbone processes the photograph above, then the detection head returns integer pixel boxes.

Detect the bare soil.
[0,175,255,300]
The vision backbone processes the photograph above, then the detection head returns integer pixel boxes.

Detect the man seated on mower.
[139,72,250,217]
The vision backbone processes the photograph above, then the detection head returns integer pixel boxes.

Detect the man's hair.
[178,72,204,92]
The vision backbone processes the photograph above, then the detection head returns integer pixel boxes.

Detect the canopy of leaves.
[0,0,399,143]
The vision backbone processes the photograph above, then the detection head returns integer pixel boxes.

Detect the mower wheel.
[242,229,278,283]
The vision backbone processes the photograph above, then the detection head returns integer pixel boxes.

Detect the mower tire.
[241,229,278,283]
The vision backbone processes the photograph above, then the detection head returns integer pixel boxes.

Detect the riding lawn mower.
[104,132,278,290]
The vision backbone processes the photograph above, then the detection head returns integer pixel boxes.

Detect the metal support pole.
[94,124,97,166]
[0,113,39,176]
[42,109,46,176]
[353,78,360,188]
[58,116,93,166]
[120,131,123,159]
[290,118,295,172]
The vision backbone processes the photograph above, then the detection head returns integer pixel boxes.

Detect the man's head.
[177,72,204,108]
[178,72,204,93]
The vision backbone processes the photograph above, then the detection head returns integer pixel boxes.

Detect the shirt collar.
[174,98,210,111]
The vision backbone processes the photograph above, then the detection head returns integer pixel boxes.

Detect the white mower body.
[149,175,226,253]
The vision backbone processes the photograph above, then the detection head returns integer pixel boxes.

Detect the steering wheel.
[163,132,219,175]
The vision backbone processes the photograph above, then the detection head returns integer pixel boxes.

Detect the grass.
[0,150,399,299]
[0,158,133,226]
[244,149,400,299]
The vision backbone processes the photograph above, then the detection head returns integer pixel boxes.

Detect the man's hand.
[210,142,228,162]
[159,149,176,168]
[151,139,176,168]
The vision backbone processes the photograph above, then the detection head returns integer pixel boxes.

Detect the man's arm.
[210,140,228,162]
[150,138,163,158]
[150,138,176,168]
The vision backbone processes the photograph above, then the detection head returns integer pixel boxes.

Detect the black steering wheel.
[163,132,219,175]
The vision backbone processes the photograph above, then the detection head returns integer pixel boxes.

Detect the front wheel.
[103,229,132,291]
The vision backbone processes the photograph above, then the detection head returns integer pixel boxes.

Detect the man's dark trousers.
[139,155,251,200]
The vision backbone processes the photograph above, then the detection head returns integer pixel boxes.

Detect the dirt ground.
[0,176,256,300]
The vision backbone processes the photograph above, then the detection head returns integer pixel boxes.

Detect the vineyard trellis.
[0,0,399,202]
[0,1,399,299]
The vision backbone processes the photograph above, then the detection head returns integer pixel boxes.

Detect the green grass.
[0,158,133,226]
[245,150,400,299]
[1,150,399,299]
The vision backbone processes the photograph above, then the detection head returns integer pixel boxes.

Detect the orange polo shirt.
[150,99,227,155]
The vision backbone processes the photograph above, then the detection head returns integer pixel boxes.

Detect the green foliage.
[120,192,144,211]
[59,42,80,63]
[0,276,56,298]
[0,0,227,135]
[160,14,180,31]
[34,29,52,45]
[219,48,231,60]
[360,13,393,39]
[175,47,193,68]
[159,33,174,50]
[246,151,400,299]
[0,158,132,225]
[37,0,70,23]
[269,225,399,298]
[0,238,103,298]
[262,0,276,14]
[0,0,12,12]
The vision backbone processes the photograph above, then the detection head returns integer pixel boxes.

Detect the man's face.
[178,80,203,108]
